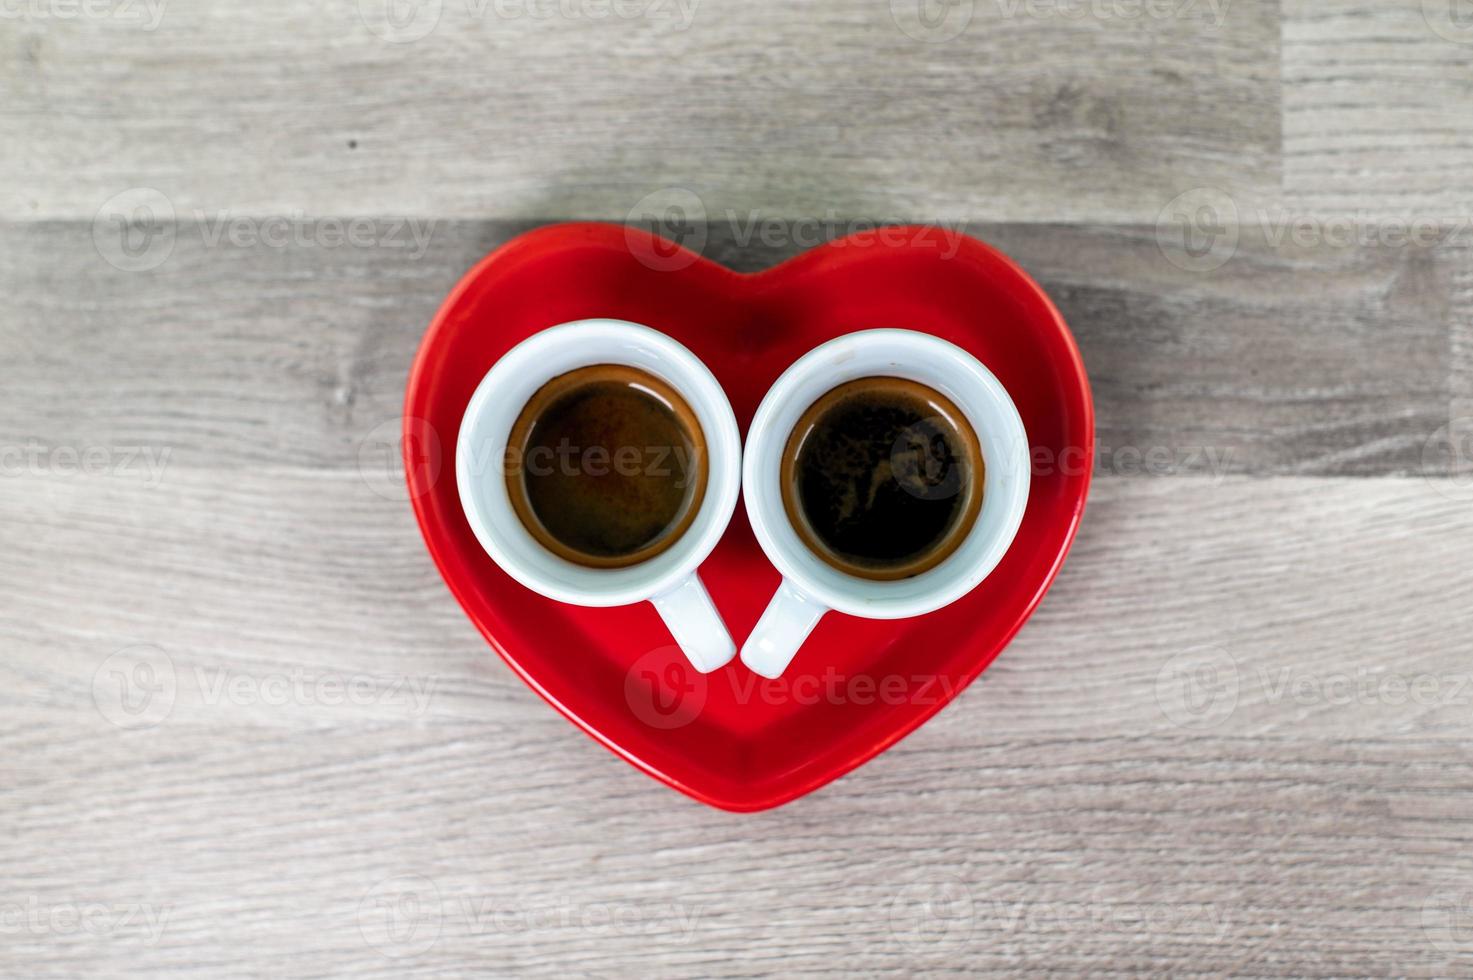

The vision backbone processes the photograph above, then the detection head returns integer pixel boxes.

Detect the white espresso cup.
[740,329,1031,679]
[456,319,742,673]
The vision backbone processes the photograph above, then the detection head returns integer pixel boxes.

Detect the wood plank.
[989,223,1460,476]
[1284,0,1473,220]
[3,473,1471,741]
[3,219,1462,476]
[0,0,1280,223]
[1451,256,1473,430]
[2,723,1471,976]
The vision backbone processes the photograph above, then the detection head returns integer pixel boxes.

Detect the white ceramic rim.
[742,329,1030,619]
[455,319,741,607]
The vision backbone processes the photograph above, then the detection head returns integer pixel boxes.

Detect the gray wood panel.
[0,0,1279,223]
[1285,0,1473,220]
[5,471,1473,740]
[4,726,1472,976]
[4,219,1466,477]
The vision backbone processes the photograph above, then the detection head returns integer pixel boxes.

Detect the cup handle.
[651,573,736,674]
[739,579,829,679]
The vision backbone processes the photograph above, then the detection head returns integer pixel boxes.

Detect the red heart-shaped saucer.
[404,223,1093,811]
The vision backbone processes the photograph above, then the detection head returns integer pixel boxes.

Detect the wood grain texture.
[6,0,1473,974]
[3,476,1473,976]
[1452,257,1473,418]
[1284,0,1473,220]
[0,0,1279,222]
[4,472,1473,739]
[3,220,1467,477]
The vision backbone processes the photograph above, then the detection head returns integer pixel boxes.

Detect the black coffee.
[506,365,707,568]
[781,377,982,581]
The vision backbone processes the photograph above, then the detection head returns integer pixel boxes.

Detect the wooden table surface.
[4,1,1473,975]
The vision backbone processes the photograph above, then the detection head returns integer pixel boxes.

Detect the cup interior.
[456,320,741,607]
[743,329,1030,619]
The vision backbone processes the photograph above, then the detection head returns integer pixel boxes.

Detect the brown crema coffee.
[506,364,707,568]
[780,377,983,581]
